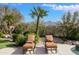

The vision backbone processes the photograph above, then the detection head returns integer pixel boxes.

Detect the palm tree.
[30,7,48,35]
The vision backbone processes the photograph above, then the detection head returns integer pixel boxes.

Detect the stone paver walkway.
[34,39,46,54]
[0,47,23,55]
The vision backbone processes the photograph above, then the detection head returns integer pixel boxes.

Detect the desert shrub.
[23,31,30,41]
[75,33,79,41]
[39,30,45,37]
[13,28,23,34]
[13,23,26,34]
[15,34,26,46]
[56,11,79,41]
[0,32,4,38]
[35,33,40,44]
[23,31,29,36]
[12,33,19,42]
[12,33,28,45]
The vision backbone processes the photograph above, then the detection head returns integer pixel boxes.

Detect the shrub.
[16,34,26,46]
[13,29,23,34]
[23,32,29,42]
[39,30,45,37]
[23,31,29,36]
[75,33,79,41]
[62,37,67,41]
[12,33,18,42]
[35,33,40,44]
[0,32,4,38]
[13,24,25,34]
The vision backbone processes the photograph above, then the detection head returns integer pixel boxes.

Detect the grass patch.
[0,38,15,48]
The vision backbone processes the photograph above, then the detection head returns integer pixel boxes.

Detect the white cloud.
[0,3,23,6]
[42,4,79,11]
[11,3,23,6]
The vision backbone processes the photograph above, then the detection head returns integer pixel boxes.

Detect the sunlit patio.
[0,38,79,55]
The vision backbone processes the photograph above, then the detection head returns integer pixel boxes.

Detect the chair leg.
[45,48,48,53]
[23,49,25,54]
[51,48,52,53]
[51,48,57,54]
[28,49,34,54]
[45,45,48,53]
[55,48,57,53]
[33,49,35,54]
[23,49,27,54]
[29,50,31,54]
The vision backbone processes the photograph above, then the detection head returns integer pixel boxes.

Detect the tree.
[0,6,23,34]
[28,20,46,37]
[58,11,79,40]
[30,7,48,35]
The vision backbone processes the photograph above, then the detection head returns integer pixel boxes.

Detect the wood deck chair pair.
[23,34,35,54]
[45,35,57,53]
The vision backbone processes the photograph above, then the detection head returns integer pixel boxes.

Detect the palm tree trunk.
[36,16,40,35]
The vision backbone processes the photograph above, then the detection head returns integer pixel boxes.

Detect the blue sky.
[0,3,79,23]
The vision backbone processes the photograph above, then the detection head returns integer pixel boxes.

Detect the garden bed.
[0,38,15,48]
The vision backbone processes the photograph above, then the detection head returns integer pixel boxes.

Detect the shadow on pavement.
[34,47,46,54]
[11,47,23,55]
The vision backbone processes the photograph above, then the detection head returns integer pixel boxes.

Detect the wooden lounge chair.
[45,35,53,42]
[23,34,35,54]
[45,35,57,53]
[45,42,57,53]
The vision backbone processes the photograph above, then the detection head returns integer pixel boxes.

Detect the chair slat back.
[45,35,53,42]
[27,34,35,42]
